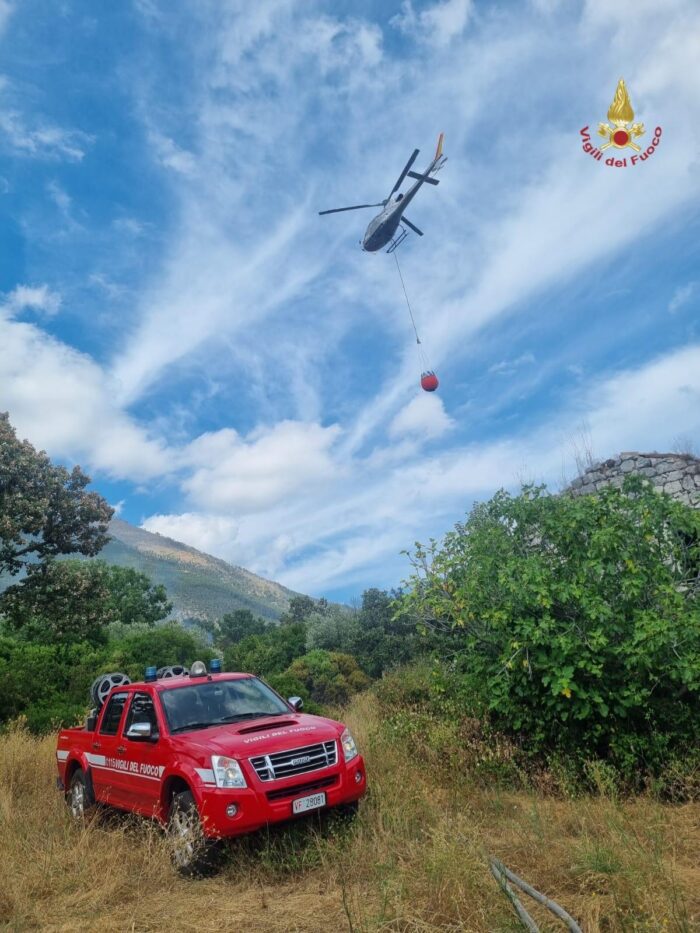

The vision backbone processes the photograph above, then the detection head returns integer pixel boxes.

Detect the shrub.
[287,650,370,705]
[398,478,700,779]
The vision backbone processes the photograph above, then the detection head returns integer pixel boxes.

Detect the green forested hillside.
[97,519,297,623]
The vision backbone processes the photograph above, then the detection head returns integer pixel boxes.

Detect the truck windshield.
[160,678,291,734]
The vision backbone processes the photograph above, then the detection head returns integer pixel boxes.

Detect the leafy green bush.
[398,478,700,778]
[216,609,270,649]
[0,636,109,731]
[223,623,307,678]
[287,649,370,705]
[108,623,214,681]
[263,670,322,715]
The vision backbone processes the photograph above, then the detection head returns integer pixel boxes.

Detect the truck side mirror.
[288,696,303,712]
[126,722,154,740]
[86,711,98,731]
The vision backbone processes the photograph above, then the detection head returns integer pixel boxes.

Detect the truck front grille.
[266,775,338,802]
[249,740,337,782]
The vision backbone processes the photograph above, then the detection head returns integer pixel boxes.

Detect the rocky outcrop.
[569,451,700,508]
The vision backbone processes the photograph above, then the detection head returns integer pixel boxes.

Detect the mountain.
[100,518,297,623]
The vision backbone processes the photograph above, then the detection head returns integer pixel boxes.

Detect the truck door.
[120,690,168,817]
[89,690,130,807]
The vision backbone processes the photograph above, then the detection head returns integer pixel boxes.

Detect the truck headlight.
[341,728,358,762]
[211,756,247,789]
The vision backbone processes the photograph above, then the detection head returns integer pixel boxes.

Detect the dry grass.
[1,694,698,932]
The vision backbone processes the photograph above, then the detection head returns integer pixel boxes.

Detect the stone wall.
[569,451,700,509]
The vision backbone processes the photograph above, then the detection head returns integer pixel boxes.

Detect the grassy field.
[1,692,698,932]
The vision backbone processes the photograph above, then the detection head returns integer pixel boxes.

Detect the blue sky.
[1,0,699,601]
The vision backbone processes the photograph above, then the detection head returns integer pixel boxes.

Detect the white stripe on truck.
[86,752,106,766]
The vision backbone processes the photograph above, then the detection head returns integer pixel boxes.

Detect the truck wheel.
[168,790,221,877]
[67,769,95,821]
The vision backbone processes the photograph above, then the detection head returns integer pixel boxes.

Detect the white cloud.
[0,313,171,481]
[148,131,197,176]
[47,180,73,216]
[0,109,91,161]
[389,393,454,440]
[529,0,565,12]
[0,1,12,35]
[4,284,61,317]
[113,217,148,236]
[182,421,343,513]
[391,0,473,46]
[141,512,238,557]
[669,282,695,314]
[293,15,383,73]
[138,342,700,593]
[580,344,700,455]
[488,352,536,375]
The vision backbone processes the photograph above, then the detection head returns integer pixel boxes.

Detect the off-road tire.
[66,768,95,821]
[168,790,222,877]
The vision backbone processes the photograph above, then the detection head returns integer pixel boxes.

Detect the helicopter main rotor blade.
[318,203,384,215]
[389,148,420,197]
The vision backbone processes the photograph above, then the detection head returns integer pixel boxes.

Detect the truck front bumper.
[196,755,366,838]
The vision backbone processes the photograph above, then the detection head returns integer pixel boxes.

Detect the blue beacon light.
[145,666,158,682]
[210,658,222,674]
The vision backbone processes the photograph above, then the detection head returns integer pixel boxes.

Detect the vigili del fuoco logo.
[581,78,662,168]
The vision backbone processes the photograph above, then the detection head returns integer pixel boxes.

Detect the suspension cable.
[393,250,421,346]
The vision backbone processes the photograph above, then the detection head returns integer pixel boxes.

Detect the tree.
[1,559,171,646]
[305,606,359,654]
[0,413,113,576]
[1,560,117,645]
[398,478,700,774]
[0,635,109,732]
[216,609,269,649]
[104,565,172,627]
[109,624,214,681]
[224,622,307,677]
[287,650,370,705]
[279,595,321,625]
[351,588,420,677]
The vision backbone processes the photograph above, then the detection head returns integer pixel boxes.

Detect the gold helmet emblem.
[598,79,645,151]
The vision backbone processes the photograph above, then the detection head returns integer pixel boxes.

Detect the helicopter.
[319,134,446,253]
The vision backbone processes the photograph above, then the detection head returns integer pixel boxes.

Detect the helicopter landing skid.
[386,226,408,253]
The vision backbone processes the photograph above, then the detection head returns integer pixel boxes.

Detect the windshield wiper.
[170,721,217,734]
[216,711,287,723]
[171,711,287,732]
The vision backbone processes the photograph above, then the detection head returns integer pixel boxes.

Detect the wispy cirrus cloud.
[0,99,92,162]
[391,0,473,47]
[669,282,695,314]
[0,1,12,35]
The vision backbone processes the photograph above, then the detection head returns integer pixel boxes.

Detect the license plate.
[292,792,326,814]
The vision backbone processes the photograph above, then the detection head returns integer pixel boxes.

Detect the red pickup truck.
[56,662,366,874]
